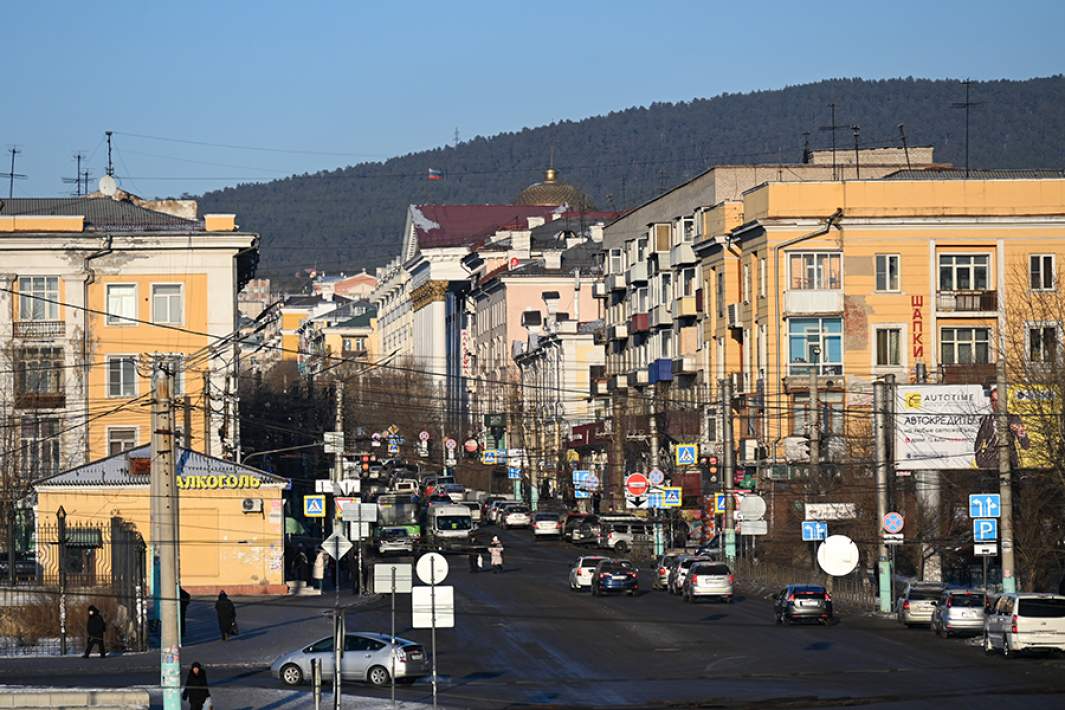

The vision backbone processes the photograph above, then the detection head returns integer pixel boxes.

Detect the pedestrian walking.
[489,536,504,574]
[312,549,327,590]
[82,605,106,658]
[295,547,310,587]
[179,587,191,640]
[467,549,480,573]
[181,661,211,710]
[214,591,237,641]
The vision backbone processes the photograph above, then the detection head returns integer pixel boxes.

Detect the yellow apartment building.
[698,175,1065,464]
[0,194,257,478]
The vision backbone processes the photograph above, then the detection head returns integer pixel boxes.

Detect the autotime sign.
[895,385,992,470]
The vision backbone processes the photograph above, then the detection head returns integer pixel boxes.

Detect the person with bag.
[214,591,237,641]
[489,537,504,574]
[82,605,106,658]
[182,661,211,710]
[312,549,327,590]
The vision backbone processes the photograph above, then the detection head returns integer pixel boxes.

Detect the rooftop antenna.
[851,125,861,179]
[1,146,27,198]
[801,131,812,163]
[897,124,912,170]
[453,127,460,147]
[98,130,118,196]
[819,103,844,180]
[951,79,984,179]
[62,152,87,195]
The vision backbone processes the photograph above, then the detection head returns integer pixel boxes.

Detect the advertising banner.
[896,385,991,470]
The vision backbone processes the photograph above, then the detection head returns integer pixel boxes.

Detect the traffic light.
[360,454,371,473]
[704,455,719,484]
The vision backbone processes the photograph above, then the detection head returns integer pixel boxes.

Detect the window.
[706,407,718,441]
[635,236,648,262]
[342,337,353,352]
[940,327,990,365]
[876,255,900,292]
[938,254,989,291]
[789,253,841,290]
[875,328,902,366]
[660,329,674,358]
[635,286,648,313]
[716,269,724,317]
[658,273,672,305]
[151,284,183,324]
[792,392,844,436]
[759,256,767,298]
[1027,324,1058,363]
[15,346,64,406]
[108,428,137,456]
[608,249,625,275]
[18,276,59,320]
[106,284,137,324]
[682,217,695,243]
[680,267,696,297]
[107,356,137,397]
[787,318,842,375]
[1030,254,1055,291]
[19,417,60,477]
[742,263,751,303]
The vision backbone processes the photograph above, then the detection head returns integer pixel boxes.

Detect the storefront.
[35,445,289,595]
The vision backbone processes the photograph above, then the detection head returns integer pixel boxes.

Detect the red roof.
[410,204,563,249]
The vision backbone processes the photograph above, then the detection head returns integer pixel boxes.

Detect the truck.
[423,502,476,553]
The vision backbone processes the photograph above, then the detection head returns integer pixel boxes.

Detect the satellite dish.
[817,534,860,576]
[98,175,118,196]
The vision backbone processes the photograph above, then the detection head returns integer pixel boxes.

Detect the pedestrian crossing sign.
[675,444,698,466]
[662,486,682,508]
[714,493,726,514]
[483,449,498,464]
[304,494,326,518]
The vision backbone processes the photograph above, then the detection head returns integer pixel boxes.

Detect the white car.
[532,512,562,539]
[501,505,531,529]
[682,561,734,603]
[984,593,1065,656]
[568,556,608,591]
[487,499,517,524]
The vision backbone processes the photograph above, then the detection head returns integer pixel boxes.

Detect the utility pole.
[331,377,344,707]
[997,361,1017,592]
[851,125,861,179]
[153,359,181,710]
[898,124,912,171]
[808,362,821,482]
[201,371,211,457]
[874,376,893,613]
[720,377,735,562]
[648,387,662,556]
[610,389,626,511]
[183,395,192,451]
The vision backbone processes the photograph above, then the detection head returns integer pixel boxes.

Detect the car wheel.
[615,542,628,554]
[983,632,995,655]
[367,665,390,687]
[280,664,304,687]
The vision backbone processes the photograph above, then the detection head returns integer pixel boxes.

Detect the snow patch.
[410,206,441,233]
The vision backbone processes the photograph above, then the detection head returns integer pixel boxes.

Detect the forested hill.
[198,76,1065,279]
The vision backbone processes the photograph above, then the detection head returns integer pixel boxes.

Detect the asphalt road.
[4,526,1065,708]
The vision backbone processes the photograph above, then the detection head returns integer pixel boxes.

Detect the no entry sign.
[625,473,650,498]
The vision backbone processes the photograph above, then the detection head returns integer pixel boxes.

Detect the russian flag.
[427,168,443,181]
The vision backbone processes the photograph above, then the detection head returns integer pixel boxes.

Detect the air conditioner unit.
[242,498,263,514]
[726,303,741,329]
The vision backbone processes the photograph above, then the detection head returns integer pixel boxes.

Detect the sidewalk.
[146,687,436,709]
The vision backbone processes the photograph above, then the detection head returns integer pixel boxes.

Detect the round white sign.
[419,430,431,442]
[817,534,860,577]
[738,495,767,520]
[416,552,449,585]
[445,438,457,450]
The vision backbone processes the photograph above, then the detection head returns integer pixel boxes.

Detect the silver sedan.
[271,632,429,687]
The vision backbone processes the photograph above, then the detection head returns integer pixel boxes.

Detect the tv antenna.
[2,146,27,198]
[801,131,812,163]
[897,124,912,170]
[98,131,118,196]
[951,79,984,178]
[819,103,845,180]
[851,125,861,179]
[62,152,91,196]
[453,127,460,147]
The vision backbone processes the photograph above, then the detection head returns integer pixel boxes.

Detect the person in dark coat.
[295,548,310,586]
[214,591,237,641]
[83,605,106,658]
[181,661,210,710]
[179,587,191,640]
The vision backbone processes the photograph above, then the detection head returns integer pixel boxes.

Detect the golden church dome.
[515,168,596,210]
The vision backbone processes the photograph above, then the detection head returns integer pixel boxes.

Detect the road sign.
[575,490,591,499]
[445,437,457,450]
[412,585,455,628]
[968,494,1001,518]
[882,511,905,534]
[336,478,361,496]
[507,466,521,480]
[314,480,334,494]
[374,563,413,593]
[303,494,326,518]
[323,431,344,454]
[625,473,650,497]
[883,533,904,545]
[662,486,682,508]
[387,443,399,454]
[647,489,665,509]
[817,535,860,576]
[973,518,998,542]
[740,519,768,535]
[321,531,353,561]
[482,450,498,465]
[416,552,449,585]
[419,430,430,442]
[801,520,828,541]
[341,502,378,523]
[648,467,665,486]
[372,432,381,441]
[974,543,998,557]
[675,444,698,466]
[739,495,767,520]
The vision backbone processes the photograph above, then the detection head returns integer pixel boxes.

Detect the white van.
[984,593,1065,656]
[425,503,474,552]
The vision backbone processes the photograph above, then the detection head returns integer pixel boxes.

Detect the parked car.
[668,556,713,595]
[271,632,429,687]
[683,562,734,603]
[595,516,649,552]
[393,479,419,495]
[501,505,531,529]
[931,589,986,638]
[442,483,467,503]
[461,502,483,526]
[896,582,946,627]
[984,593,1065,656]
[774,585,834,625]
[533,512,563,539]
[487,499,517,524]
[590,559,639,597]
[375,527,414,556]
[569,555,609,591]
[652,554,680,590]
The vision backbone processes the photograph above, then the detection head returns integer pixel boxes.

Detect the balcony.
[610,374,629,390]
[626,261,649,285]
[592,282,607,299]
[607,274,627,291]
[593,378,610,396]
[14,320,64,339]
[672,295,698,319]
[936,290,998,313]
[648,358,673,383]
[650,304,673,328]
[672,356,698,375]
[609,323,629,340]
[940,362,996,385]
[14,391,66,410]
[783,289,844,315]
[628,369,650,388]
[629,312,650,334]
[669,242,697,266]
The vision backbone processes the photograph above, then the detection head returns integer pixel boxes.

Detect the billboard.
[1005,385,1050,469]
[895,385,992,470]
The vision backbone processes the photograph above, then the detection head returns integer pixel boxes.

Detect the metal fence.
[732,557,879,611]
[0,516,147,656]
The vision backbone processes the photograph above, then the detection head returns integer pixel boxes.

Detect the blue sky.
[7,0,1063,198]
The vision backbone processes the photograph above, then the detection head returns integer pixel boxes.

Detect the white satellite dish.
[817,534,860,576]
[98,175,118,197]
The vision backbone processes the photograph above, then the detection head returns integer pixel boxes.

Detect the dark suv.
[774,584,833,624]
[591,560,639,597]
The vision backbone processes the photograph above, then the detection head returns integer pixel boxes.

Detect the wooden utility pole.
[152,359,181,709]
[874,376,893,613]
[997,362,1017,592]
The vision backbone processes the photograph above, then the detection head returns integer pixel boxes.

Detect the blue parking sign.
[973,518,998,542]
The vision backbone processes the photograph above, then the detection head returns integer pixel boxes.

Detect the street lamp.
[56,506,68,655]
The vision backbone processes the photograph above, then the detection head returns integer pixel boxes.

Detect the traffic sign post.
[675,444,698,466]
[413,553,451,710]
[801,520,828,542]
[882,511,904,535]
[968,494,1001,518]
[973,518,998,543]
[304,495,326,518]
[373,562,413,706]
